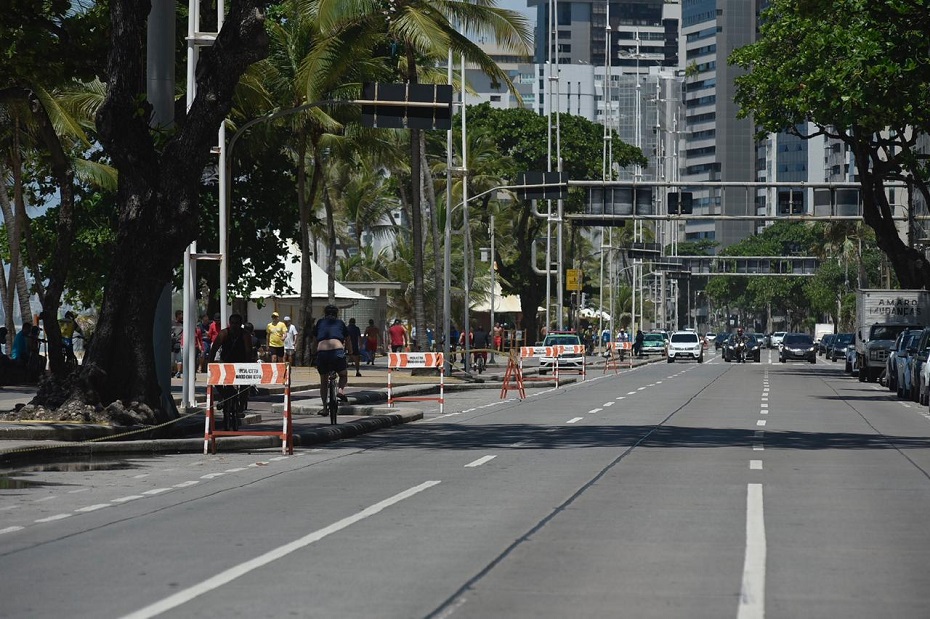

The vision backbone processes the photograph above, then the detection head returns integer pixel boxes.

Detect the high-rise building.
[680,0,761,247]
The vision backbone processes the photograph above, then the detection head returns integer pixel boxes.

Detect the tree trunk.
[0,174,29,335]
[323,182,337,304]
[297,147,321,366]
[56,0,269,421]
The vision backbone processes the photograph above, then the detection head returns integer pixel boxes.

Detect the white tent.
[246,243,370,328]
[579,307,611,320]
[472,282,523,313]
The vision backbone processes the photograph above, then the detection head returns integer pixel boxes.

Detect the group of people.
[0,313,84,383]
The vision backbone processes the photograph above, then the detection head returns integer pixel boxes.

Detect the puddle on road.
[0,458,142,490]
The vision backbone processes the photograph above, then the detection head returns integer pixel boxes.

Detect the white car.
[770,331,787,349]
[667,331,704,363]
[704,332,717,347]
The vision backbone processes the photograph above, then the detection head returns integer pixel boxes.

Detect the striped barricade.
[388,352,444,413]
[604,341,633,373]
[519,346,564,387]
[204,362,292,455]
[553,344,587,384]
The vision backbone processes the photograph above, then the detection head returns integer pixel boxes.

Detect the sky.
[498,0,535,21]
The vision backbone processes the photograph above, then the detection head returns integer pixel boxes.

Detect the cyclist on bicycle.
[313,304,349,412]
[471,323,489,371]
[208,313,253,421]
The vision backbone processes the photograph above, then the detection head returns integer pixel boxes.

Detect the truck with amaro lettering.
[855,289,930,382]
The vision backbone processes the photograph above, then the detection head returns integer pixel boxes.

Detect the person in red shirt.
[388,319,408,352]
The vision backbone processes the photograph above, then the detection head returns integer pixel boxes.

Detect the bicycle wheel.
[328,373,338,425]
[227,388,242,431]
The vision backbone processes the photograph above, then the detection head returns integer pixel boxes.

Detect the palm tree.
[312,0,531,350]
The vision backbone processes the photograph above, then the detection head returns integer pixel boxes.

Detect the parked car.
[640,332,668,356]
[779,333,816,363]
[887,329,922,394]
[770,331,787,349]
[819,333,835,356]
[667,331,704,363]
[896,331,923,398]
[906,327,930,400]
[829,333,854,362]
[714,332,729,350]
[723,333,762,363]
[539,331,584,374]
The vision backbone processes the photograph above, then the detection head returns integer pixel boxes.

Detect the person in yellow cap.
[266,311,287,362]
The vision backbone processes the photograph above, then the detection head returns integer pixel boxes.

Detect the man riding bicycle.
[59,311,83,359]
[313,304,349,413]
[208,313,254,427]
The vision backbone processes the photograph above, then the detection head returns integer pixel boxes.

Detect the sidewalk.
[0,353,665,464]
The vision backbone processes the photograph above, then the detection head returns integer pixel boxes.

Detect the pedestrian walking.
[283,316,298,364]
[363,319,380,365]
[347,317,362,376]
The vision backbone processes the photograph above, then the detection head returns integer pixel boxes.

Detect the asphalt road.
[3,348,930,618]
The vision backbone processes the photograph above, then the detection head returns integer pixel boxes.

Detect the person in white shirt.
[283,316,298,364]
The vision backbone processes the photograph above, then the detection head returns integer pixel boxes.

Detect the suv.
[540,331,584,374]
[667,331,704,363]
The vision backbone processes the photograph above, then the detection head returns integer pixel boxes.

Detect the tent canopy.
[250,242,369,303]
[472,283,523,313]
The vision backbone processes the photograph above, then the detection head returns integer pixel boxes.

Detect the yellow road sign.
[566,269,583,291]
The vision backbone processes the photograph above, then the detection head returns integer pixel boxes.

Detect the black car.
[723,333,761,362]
[828,333,854,361]
[819,333,835,356]
[714,332,729,350]
[780,333,816,363]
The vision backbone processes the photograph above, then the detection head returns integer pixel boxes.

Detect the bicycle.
[220,386,247,431]
[325,370,339,425]
[473,351,487,374]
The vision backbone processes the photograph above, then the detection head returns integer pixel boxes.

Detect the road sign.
[566,269,583,291]
[360,83,453,130]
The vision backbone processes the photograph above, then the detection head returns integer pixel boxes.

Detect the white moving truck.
[814,323,834,345]
[855,289,930,382]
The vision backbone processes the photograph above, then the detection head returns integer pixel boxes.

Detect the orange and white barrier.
[604,341,633,371]
[388,352,444,413]
[204,362,292,455]
[554,344,587,383]
[518,345,586,387]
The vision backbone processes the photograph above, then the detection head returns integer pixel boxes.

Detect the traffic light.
[360,83,453,130]
[516,171,568,202]
[667,191,693,215]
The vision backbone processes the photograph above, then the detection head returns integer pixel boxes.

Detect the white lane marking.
[760,410,768,415]
[269,456,289,462]
[111,495,144,503]
[737,483,766,619]
[35,514,71,523]
[761,396,768,401]
[626,391,637,395]
[133,474,149,479]
[34,496,58,503]
[225,467,247,473]
[753,444,764,451]
[0,505,19,512]
[173,481,199,488]
[756,420,767,427]
[141,488,172,496]
[750,460,763,470]
[637,387,647,391]
[762,388,769,393]
[200,473,225,479]
[655,381,663,384]
[0,526,25,535]
[588,408,603,414]
[120,481,442,619]
[760,403,768,408]
[615,396,626,400]
[67,488,89,494]
[603,402,615,407]
[465,455,497,468]
[76,504,111,513]
[566,417,584,424]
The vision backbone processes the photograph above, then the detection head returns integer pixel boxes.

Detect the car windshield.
[871,325,908,341]
[643,334,665,343]
[544,335,580,346]
[671,333,700,343]
[834,334,853,345]
[783,334,813,346]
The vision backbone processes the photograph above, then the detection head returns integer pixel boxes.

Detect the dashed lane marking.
[35,514,71,523]
[111,495,144,503]
[141,488,172,496]
[756,420,767,427]
[588,408,603,414]
[465,455,497,468]
[750,460,763,470]
[75,504,111,513]
[566,417,584,424]
[173,481,200,488]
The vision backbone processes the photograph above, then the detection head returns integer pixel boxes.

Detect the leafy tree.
[457,103,646,341]
[730,0,930,288]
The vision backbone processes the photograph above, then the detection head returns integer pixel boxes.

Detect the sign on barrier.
[204,363,292,455]
[388,352,444,413]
